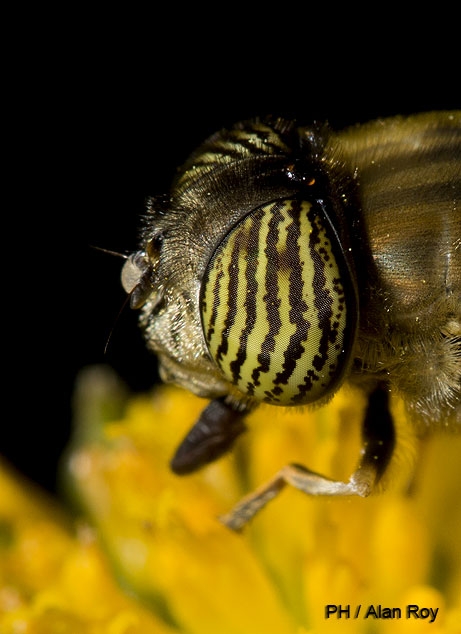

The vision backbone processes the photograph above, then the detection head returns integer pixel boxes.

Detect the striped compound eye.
[200,199,356,406]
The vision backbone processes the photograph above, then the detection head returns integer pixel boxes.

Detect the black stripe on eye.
[271,200,310,392]
[249,204,284,396]
[215,233,241,363]
[229,211,262,384]
[310,207,336,374]
[204,265,224,344]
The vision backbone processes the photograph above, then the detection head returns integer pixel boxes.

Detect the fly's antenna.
[90,245,131,355]
[90,245,129,260]
[104,293,132,355]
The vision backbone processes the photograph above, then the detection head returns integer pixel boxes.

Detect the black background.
[3,17,459,500]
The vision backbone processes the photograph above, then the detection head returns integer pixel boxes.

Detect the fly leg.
[170,397,248,475]
[220,382,396,531]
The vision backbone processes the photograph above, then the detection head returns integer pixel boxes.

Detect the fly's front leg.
[170,397,249,475]
[220,382,396,532]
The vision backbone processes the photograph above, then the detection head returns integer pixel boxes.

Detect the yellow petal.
[60,367,461,633]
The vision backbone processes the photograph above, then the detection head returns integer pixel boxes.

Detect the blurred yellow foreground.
[1,366,460,633]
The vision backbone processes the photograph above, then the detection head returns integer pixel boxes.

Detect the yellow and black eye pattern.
[200,197,354,406]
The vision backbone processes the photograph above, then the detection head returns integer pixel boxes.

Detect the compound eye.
[200,199,357,406]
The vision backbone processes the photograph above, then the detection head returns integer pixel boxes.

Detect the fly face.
[123,112,461,530]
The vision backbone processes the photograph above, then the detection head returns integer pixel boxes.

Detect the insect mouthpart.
[121,251,155,310]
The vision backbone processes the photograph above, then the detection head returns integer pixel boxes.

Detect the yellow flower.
[1,364,460,633]
[0,461,175,633]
